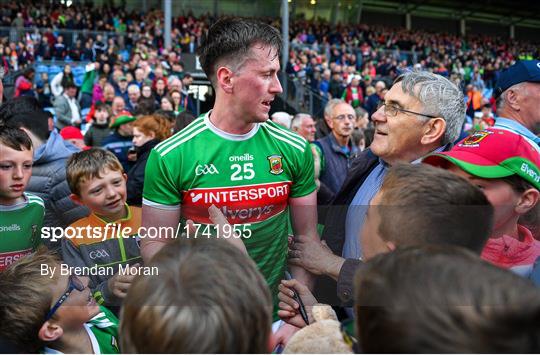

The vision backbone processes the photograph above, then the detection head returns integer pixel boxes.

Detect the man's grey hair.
[395,71,465,145]
[324,98,346,118]
[291,113,312,130]
[127,84,140,93]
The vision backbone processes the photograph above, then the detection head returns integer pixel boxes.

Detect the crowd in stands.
[0,10,539,355]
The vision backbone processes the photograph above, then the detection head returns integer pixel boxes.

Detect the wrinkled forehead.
[386,82,421,108]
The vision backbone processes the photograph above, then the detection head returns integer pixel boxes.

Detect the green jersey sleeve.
[290,139,317,198]
[142,149,181,207]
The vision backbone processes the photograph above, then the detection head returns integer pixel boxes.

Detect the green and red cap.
[423,128,540,190]
[110,111,136,129]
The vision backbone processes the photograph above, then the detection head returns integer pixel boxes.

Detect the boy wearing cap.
[493,60,540,147]
[101,111,135,172]
[424,128,540,278]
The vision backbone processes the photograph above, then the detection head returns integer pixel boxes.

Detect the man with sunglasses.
[289,70,465,306]
[313,99,359,204]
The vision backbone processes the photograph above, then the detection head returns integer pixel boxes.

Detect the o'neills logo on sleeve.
[181,181,291,224]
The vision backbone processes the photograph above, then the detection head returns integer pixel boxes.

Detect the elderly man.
[313,99,358,204]
[288,70,466,302]
[291,113,316,142]
[493,60,540,148]
[126,84,140,112]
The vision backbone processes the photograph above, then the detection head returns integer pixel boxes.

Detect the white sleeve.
[50,72,64,97]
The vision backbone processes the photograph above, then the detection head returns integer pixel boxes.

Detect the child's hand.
[107,263,140,298]
[277,278,316,328]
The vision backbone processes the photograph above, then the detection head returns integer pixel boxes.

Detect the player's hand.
[278,278,316,328]
[107,263,140,298]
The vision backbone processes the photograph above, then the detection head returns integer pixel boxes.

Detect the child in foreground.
[0,124,44,272]
[0,249,119,353]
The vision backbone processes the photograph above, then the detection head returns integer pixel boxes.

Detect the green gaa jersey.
[43,306,120,354]
[0,193,44,271]
[143,112,316,306]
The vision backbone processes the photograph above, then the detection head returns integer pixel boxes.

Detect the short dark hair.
[355,245,540,353]
[120,237,272,353]
[0,97,50,141]
[377,163,493,253]
[173,110,196,133]
[0,123,32,151]
[197,17,282,84]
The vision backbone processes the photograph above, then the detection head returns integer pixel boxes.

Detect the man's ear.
[122,173,128,182]
[324,114,333,130]
[38,321,63,343]
[216,66,234,94]
[505,88,521,111]
[385,240,397,252]
[420,117,446,146]
[516,188,540,215]
[70,193,83,205]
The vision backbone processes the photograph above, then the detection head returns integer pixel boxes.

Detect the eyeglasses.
[45,275,86,321]
[333,114,355,121]
[377,102,438,118]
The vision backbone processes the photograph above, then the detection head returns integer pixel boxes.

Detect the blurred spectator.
[14,68,35,98]
[126,84,140,112]
[102,111,135,172]
[50,64,74,98]
[313,99,358,204]
[342,75,363,108]
[53,81,81,130]
[271,111,292,129]
[59,126,88,150]
[364,81,386,117]
[173,110,196,133]
[111,96,126,116]
[84,101,112,147]
[127,115,172,206]
[291,113,316,142]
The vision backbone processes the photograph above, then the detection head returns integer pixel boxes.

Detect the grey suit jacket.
[53,94,81,130]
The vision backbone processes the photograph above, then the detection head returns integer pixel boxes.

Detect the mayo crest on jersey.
[143,111,316,315]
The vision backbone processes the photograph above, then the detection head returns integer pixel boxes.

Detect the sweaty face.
[0,145,33,205]
[370,83,430,164]
[328,103,355,139]
[230,44,283,123]
[447,164,521,236]
[76,168,128,222]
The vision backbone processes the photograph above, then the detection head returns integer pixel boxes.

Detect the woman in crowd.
[126,114,172,205]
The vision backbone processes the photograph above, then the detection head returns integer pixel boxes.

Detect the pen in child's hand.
[284,271,310,325]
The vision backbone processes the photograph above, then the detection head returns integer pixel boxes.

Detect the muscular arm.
[288,191,318,290]
[140,204,181,263]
